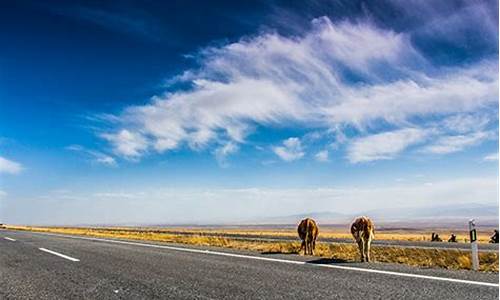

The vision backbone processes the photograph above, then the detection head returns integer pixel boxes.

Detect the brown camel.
[297,218,319,255]
[351,216,375,262]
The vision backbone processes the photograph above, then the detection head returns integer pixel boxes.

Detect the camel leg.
[364,238,371,262]
[357,239,365,262]
[311,240,316,256]
[300,240,305,255]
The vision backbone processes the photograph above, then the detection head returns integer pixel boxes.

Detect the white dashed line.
[38,247,80,262]
[4,237,16,241]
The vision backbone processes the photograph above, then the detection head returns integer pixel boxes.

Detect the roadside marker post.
[468,219,479,271]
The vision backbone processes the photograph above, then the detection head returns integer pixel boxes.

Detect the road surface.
[82,228,500,252]
[1,229,498,299]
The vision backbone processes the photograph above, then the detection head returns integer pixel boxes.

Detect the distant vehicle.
[297,218,319,255]
[431,232,442,242]
[447,233,457,243]
[489,230,499,244]
[0,223,5,229]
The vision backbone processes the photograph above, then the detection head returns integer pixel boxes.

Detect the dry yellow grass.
[177,228,490,243]
[115,226,492,243]
[5,225,498,272]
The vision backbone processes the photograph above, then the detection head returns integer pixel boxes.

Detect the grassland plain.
[121,226,494,243]
[5,225,498,272]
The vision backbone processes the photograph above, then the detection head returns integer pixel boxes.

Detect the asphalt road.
[146,230,500,252]
[1,229,498,300]
[84,228,500,252]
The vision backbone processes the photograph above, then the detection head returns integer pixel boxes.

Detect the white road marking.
[38,247,80,262]
[4,237,16,241]
[185,235,497,253]
[23,231,498,288]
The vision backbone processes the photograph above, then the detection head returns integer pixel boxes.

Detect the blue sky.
[0,0,498,225]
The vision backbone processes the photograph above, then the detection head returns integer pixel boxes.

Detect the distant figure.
[351,216,375,262]
[490,230,499,244]
[297,218,319,255]
[448,233,457,243]
[431,232,442,242]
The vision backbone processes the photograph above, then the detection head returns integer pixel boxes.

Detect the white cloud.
[483,152,498,162]
[0,190,6,199]
[98,17,498,162]
[0,156,23,174]
[101,129,147,159]
[442,113,491,134]
[214,142,239,167]
[66,145,117,166]
[315,150,329,162]
[95,155,117,166]
[421,131,493,154]
[347,128,428,163]
[273,137,304,162]
[323,63,497,126]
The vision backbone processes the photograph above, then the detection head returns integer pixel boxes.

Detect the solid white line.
[27,231,498,288]
[38,247,80,262]
[205,236,497,253]
[4,237,16,241]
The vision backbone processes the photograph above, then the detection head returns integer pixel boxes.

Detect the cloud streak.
[98,16,498,163]
[214,142,239,167]
[484,152,499,162]
[66,145,117,166]
[0,156,23,174]
[347,128,428,163]
[49,5,163,41]
[422,131,494,154]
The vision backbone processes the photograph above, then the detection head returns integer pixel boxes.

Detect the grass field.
[5,225,498,272]
[130,226,494,243]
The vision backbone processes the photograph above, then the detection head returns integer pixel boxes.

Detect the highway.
[1,229,498,299]
[79,228,499,252]
[136,230,499,252]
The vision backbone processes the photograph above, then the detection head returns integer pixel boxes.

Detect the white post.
[468,219,479,271]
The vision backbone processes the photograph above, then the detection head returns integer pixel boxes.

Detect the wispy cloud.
[273,137,304,162]
[421,131,494,154]
[97,16,497,163]
[66,145,117,166]
[0,156,23,174]
[50,5,162,41]
[441,113,491,134]
[484,152,499,162]
[100,130,147,160]
[214,142,239,167]
[347,128,428,163]
[315,150,329,162]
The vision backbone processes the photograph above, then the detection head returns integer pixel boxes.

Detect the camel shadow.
[306,258,351,264]
[261,251,296,255]
[259,253,354,265]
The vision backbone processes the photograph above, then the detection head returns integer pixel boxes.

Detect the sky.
[0,0,498,225]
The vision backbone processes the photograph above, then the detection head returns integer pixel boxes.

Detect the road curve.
[1,229,498,299]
